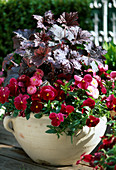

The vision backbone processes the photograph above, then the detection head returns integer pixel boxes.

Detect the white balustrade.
[102,0,109,42]
[109,13,116,44]
[90,0,116,45]
[113,0,116,8]
[92,13,100,45]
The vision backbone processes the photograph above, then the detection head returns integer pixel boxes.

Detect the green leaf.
[83,106,91,112]
[34,113,43,119]
[46,129,57,134]
[26,113,30,120]
[46,125,53,128]
[56,106,61,113]
[66,79,74,87]
[13,110,19,117]
[43,109,49,114]
[68,91,78,96]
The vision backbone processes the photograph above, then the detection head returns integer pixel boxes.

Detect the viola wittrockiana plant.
[1,64,116,138]
[77,123,116,170]
[0,11,116,141]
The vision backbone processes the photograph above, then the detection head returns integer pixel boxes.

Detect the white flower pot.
[3,114,107,166]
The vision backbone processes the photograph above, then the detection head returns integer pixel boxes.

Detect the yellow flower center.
[59,97,62,100]
[89,89,92,93]
[3,94,5,97]
[33,78,36,81]
[90,120,93,122]
[36,105,38,108]
[46,93,49,96]
[20,101,23,104]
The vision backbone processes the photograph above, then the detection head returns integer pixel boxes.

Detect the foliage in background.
[103,41,116,71]
[0,0,92,69]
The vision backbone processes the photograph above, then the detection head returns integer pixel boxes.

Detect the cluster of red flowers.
[75,69,116,169]
[76,135,116,169]
[106,94,116,111]
[0,68,74,124]
[0,69,44,116]
[0,64,116,129]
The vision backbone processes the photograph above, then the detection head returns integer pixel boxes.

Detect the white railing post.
[112,0,116,8]
[94,13,100,46]
[102,0,108,42]
[109,13,116,45]
[90,0,116,46]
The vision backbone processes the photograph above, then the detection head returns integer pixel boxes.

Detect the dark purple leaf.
[2,53,14,71]
[57,12,78,27]
[33,15,46,29]
[20,40,35,49]
[44,10,55,25]
[85,42,107,63]
[13,29,35,40]
[13,29,35,49]
[32,46,51,67]
[19,59,36,76]
[15,49,26,56]
[77,28,91,44]
[12,36,20,49]
[34,31,51,47]
[4,67,20,86]
[70,59,82,70]
[78,49,88,56]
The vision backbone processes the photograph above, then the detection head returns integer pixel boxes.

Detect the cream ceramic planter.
[3,114,107,166]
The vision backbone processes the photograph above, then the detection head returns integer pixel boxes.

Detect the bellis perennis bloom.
[30,76,42,86]
[27,85,37,95]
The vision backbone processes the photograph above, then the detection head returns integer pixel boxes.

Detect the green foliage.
[34,113,43,119]
[0,0,92,69]
[103,41,116,71]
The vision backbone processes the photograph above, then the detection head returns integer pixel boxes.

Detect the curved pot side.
[3,114,107,166]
